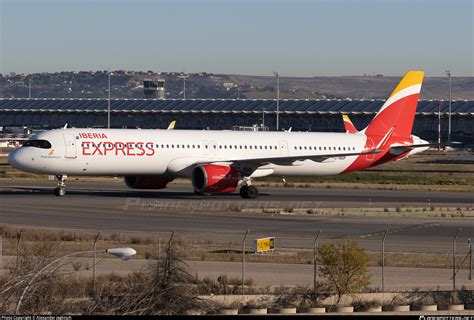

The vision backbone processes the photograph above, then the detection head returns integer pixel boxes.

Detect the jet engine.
[124,175,173,189]
[192,164,239,194]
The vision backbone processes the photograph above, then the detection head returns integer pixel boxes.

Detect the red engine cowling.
[124,175,173,189]
[192,164,239,194]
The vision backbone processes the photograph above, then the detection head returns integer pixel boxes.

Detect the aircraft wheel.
[245,186,259,199]
[54,187,66,197]
[239,186,249,198]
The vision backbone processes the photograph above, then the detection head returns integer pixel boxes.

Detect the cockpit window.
[23,139,52,149]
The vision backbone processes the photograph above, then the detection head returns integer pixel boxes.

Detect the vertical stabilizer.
[363,70,424,139]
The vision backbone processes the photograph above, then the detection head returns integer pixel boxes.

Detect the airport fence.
[0,225,473,293]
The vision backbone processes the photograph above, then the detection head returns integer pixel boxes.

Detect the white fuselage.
[9,128,369,178]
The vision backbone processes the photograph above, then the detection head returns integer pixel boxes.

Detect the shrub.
[317,240,370,305]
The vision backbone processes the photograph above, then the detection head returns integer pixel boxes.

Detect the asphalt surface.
[0,180,473,253]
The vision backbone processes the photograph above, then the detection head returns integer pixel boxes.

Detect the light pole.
[469,238,472,281]
[274,72,280,131]
[108,72,114,129]
[178,74,189,99]
[445,70,452,143]
[313,230,321,294]
[453,228,461,292]
[93,232,101,300]
[28,79,32,98]
[242,229,249,296]
[382,229,388,292]
[438,101,441,152]
[15,247,136,314]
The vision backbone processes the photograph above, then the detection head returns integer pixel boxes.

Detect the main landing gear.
[239,184,259,199]
[54,175,67,196]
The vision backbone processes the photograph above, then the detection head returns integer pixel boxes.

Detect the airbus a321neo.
[8,71,431,199]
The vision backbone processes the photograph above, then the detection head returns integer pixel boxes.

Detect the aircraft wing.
[193,149,382,175]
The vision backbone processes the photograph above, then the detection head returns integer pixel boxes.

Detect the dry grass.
[0,225,469,270]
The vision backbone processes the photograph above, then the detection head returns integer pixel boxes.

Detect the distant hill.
[1,71,472,100]
[228,74,474,100]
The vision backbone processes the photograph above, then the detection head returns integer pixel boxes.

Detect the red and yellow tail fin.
[363,70,424,139]
[167,120,176,130]
[342,114,358,133]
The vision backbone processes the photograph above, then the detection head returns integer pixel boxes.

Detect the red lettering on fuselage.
[79,132,108,139]
[146,143,155,156]
[126,142,136,156]
[79,136,156,157]
[91,143,103,156]
[115,142,126,156]
[136,142,145,156]
[82,141,91,155]
[103,142,114,155]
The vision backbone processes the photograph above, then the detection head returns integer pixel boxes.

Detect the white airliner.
[8,71,431,199]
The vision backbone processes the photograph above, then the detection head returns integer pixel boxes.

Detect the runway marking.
[358,223,441,238]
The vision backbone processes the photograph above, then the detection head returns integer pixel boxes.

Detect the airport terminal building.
[0,98,473,145]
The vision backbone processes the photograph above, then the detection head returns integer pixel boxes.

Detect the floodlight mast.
[107,72,114,129]
[274,71,280,131]
[178,74,189,99]
[445,70,452,143]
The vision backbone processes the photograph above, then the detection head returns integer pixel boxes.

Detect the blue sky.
[1,0,473,76]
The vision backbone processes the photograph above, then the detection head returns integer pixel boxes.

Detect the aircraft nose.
[7,148,29,171]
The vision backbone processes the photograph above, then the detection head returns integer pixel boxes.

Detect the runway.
[0,179,472,253]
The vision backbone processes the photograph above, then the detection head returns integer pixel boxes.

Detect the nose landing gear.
[54,175,67,196]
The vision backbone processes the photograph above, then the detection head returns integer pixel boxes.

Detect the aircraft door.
[279,140,288,156]
[63,134,77,159]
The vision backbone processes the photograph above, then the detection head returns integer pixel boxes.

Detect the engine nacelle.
[124,175,173,189]
[192,164,239,194]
